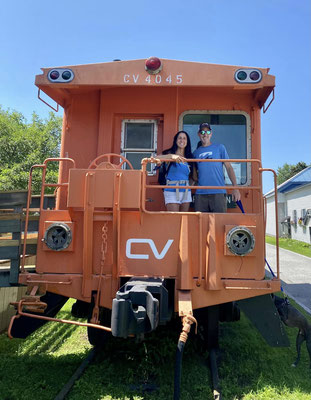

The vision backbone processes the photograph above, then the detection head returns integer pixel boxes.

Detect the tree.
[277,161,309,185]
[0,107,62,193]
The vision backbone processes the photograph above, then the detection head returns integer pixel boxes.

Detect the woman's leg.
[166,203,180,211]
[180,202,190,212]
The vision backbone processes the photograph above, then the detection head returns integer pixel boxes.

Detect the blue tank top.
[164,162,190,193]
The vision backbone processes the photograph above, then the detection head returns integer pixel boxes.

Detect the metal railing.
[141,157,280,279]
[141,158,262,214]
[21,158,76,271]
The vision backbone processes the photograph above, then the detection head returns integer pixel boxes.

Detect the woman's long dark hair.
[162,130,193,177]
[163,131,193,158]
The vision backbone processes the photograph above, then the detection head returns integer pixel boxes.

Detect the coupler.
[111,277,171,338]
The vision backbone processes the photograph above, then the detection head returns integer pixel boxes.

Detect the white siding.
[286,184,311,243]
[265,183,311,244]
[266,196,276,236]
[266,193,287,237]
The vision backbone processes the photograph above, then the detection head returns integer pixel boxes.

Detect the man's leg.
[194,194,209,212]
[209,194,227,213]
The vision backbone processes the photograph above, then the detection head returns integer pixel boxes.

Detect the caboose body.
[7,59,286,353]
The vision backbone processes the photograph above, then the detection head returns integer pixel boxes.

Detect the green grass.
[1,298,311,399]
[266,236,311,258]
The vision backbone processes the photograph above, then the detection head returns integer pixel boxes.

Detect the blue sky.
[1,0,310,192]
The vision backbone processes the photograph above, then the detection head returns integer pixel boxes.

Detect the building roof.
[265,166,311,198]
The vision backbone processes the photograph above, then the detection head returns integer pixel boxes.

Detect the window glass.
[121,120,157,173]
[125,123,154,149]
[125,152,153,171]
[183,114,247,184]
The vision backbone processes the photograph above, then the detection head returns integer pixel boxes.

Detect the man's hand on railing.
[232,189,241,202]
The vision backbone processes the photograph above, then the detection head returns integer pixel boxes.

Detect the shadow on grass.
[0,306,89,400]
[68,315,311,400]
[1,306,311,400]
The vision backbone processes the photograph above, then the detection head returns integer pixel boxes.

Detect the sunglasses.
[200,130,211,135]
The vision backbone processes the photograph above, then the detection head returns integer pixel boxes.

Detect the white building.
[265,167,311,244]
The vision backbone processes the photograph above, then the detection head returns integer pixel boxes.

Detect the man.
[193,122,241,212]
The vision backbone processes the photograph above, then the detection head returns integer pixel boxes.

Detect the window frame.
[179,110,252,186]
[121,119,158,174]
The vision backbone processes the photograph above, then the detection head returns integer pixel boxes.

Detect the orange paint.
[18,59,279,318]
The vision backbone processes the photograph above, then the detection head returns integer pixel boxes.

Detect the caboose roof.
[35,58,275,109]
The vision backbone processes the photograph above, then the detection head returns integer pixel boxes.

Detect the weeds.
[1,299,311,399]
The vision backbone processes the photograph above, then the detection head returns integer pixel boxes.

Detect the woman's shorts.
[164,189,192,205]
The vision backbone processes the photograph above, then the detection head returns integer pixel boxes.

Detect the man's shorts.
[194,193,227,212]
[164,190,192,205]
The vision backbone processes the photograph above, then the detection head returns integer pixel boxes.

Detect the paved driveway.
[265,243,311,313]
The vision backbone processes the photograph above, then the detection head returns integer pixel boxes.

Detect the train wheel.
[194,306,220,350]
[219,301,240,322]
[71,300,90,318]
[87,307,111,347]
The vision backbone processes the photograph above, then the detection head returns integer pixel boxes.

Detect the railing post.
[259,168,279,279]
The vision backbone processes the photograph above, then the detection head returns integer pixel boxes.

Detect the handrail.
[21,164,45,272]
[21,158,76,272]
[38,89,59,112]
[142,157,264,286]
[260,168,279,279]
[263,88,275,114]
[141,158,262,215]
[40,158,76,209]
[8,299,111,339]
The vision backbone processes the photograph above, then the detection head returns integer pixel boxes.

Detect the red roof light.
[145,57,162,74]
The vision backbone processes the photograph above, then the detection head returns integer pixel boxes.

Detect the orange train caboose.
[6,57,288,397]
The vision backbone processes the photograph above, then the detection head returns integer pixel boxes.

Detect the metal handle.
[263,88,275,113]
[38,89,59,112]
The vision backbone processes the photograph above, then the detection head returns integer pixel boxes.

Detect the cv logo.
[126,239,174,260]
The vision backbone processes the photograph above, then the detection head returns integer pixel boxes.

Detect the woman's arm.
[152,154,186,163]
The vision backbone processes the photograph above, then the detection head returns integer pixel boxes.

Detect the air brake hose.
[174,340,185,400]
[173,314,197,400]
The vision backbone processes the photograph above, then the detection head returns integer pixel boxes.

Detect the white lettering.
[123,73,183,85]
[126,238,174,260]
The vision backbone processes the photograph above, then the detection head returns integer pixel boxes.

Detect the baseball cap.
[199,122,211,130]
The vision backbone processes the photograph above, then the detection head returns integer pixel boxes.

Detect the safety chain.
[91,221,109,325]
[101,221,109,263]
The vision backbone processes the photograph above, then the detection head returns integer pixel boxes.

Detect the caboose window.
[121,120,157,172]
[182,112,249,185]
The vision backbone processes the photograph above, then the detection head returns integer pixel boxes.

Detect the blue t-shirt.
[193,143,229,194]
[164,162,190,193]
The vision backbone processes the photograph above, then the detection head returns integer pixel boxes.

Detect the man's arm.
[224,162,241,202]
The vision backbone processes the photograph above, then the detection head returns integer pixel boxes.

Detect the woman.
[156,131,193,211]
